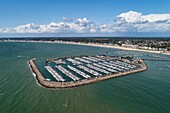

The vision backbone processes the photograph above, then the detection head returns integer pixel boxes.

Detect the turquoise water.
[0,42,170,113]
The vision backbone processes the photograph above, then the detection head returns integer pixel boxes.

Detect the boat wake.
[17,55,24,58]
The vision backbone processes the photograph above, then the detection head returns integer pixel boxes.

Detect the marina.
[67,65,91,79]
[56,65,80,81]
[45,66,65,82]
[28,55,147,89]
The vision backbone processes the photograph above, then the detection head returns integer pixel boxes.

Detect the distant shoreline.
[54,41,170,55]
[1,40,170,56]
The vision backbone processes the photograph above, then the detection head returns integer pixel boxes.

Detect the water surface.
[0,42,169,113]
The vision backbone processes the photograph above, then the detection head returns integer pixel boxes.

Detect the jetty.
[45,66,65,82]
[28,55,147,89]
[142,58,170,62]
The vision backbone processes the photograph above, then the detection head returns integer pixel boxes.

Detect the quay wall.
[28,59,147,89]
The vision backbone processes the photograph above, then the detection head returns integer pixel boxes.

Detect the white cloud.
[15,23,40,33]
[116,11,143,23]
[1,11,170,35]
[0,28,14,33]
[116,11,170,23]
[62,17,72,21]
[113,11,170,32]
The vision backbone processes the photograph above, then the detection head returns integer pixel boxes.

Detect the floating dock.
[28,55,147,89]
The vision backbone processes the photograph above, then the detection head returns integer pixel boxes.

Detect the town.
[1,37,170,52]
[54,38,170,52]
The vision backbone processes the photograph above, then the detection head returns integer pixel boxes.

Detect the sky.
[0,0,170,37]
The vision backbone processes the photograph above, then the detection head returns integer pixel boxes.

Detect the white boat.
[46,78,51,81]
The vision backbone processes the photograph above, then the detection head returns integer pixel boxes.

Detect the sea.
[0,42,169,113]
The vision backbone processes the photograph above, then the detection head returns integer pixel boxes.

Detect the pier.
[28,55,147,89]
[45,66,65,82]
[142,58,170,62]
[56,65,80,81]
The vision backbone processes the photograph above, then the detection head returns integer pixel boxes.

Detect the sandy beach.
[54,41,170,55]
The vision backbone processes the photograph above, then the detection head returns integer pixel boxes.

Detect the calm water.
[0,42,170,113]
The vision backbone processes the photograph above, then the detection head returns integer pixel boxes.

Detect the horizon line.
[1,36,170,39]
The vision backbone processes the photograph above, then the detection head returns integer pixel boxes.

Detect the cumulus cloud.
[15,23,41,33]
[116,11,170,23]
[0,18,99,34]
[1,11,170,35]
[114,11,170,32]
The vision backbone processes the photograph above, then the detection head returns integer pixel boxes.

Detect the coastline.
[1,40,170,56]
[54,41,170,55]
[28,58,147,89]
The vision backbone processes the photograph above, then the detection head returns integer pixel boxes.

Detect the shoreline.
[1,40,170,56]
[28,58,147,89]
[54,41,170,55]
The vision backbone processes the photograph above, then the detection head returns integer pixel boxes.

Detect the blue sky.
[0,0,170,37]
